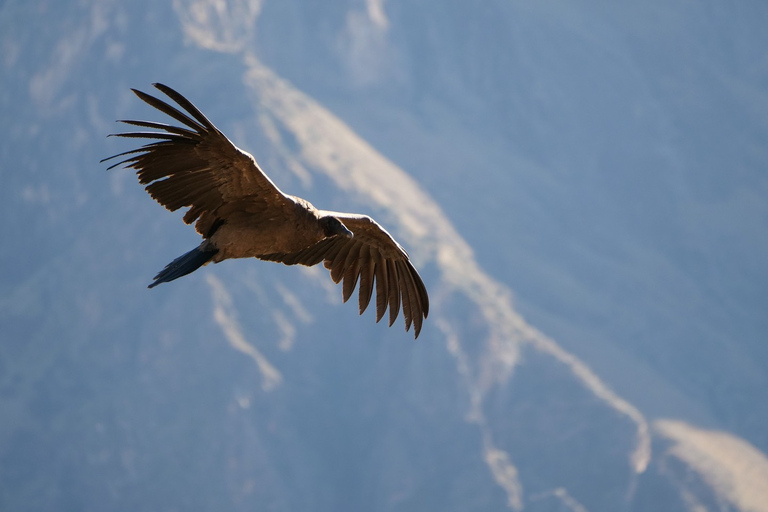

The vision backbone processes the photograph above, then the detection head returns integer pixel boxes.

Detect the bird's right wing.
[102,83,288,236]
[263,213,429,338]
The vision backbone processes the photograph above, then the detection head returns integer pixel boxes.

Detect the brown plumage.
[103,83,429,337]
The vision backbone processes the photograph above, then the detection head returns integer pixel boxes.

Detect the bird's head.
[320,216,354,239]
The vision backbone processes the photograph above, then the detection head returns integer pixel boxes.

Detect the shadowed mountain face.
[1,1,767,511]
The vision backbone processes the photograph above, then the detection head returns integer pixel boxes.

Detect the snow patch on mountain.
[655,419,768,512]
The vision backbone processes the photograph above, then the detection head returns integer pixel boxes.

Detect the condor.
[104,84,429,337]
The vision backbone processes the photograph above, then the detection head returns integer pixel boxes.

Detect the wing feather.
[399,260,425,337]
[109,131,194,143]
[152,82,218,130]
[289,238,339,266]
[373,250,388,323]
[116,119,201,139]
[386,258,401,328]
[341,243,363,302]
[357,246,376,315]
[410,259,430,318]
[397,260,414,333]
[328,242,354,284]
[130,87,208,132]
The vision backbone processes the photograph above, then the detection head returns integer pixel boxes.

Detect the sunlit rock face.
[1,1,767,511]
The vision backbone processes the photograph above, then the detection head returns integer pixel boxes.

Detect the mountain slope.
[1,0,767,511]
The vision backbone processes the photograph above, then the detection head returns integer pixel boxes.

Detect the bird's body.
[208,196,323,260]
[104,83,428,337]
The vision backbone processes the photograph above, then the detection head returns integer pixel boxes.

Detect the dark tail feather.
[148,245,218,288]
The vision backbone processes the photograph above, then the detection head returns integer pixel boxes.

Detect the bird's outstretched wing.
[262,213,429,338]
[102,83,288,236]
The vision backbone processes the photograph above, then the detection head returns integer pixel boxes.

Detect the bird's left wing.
[262,213,429,338]
[102,83,289,236]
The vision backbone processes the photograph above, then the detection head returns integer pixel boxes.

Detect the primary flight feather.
[103,83,429,337]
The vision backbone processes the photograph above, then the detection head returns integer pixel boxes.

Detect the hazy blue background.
[1,1,767,510]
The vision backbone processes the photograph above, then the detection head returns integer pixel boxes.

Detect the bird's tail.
[148,244,218,288]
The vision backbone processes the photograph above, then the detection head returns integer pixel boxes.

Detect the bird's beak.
[336,222,354,238]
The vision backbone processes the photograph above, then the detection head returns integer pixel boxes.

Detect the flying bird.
[103,83,429,337]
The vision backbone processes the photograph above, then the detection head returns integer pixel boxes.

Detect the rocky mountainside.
[1,1,767,511]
